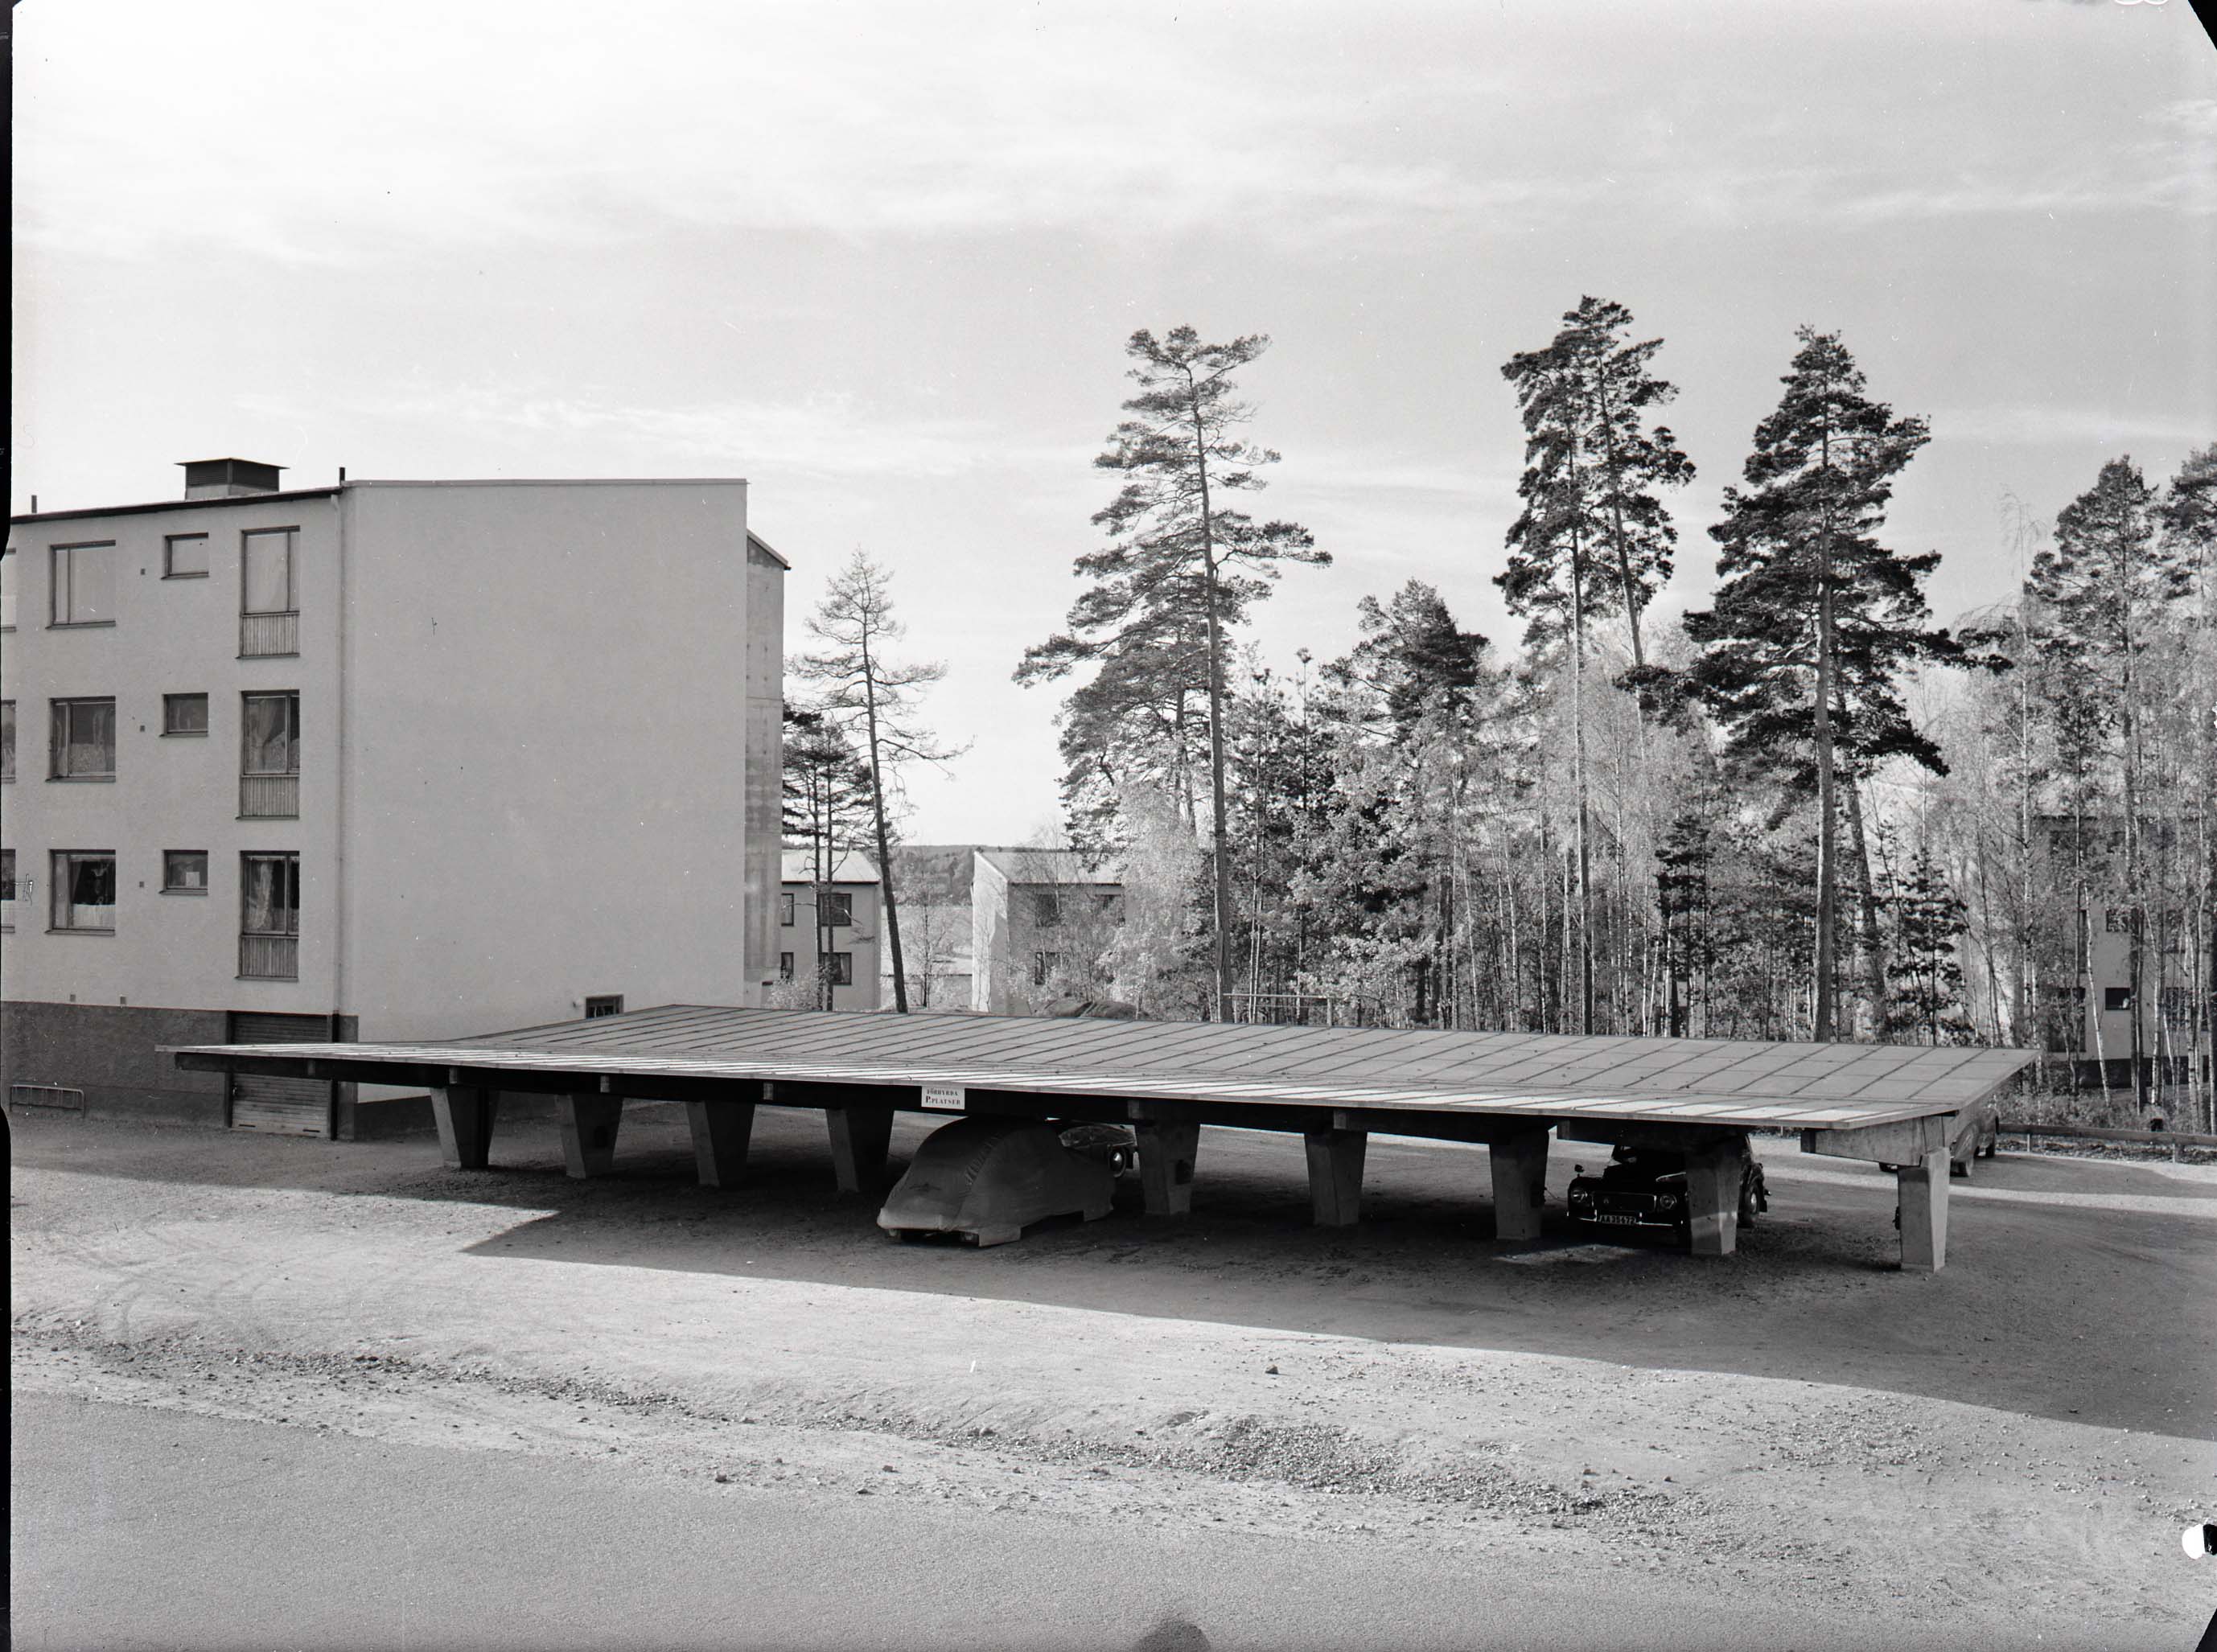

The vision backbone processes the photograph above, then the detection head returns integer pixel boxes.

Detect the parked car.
[1879,1099,1999,1179]
[1058,1122,1139,1176]
[1565,1140,1767,1242]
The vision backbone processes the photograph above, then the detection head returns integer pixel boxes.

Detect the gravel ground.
[12,1104,2216,1647]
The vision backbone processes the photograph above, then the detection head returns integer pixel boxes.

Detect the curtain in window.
[242,857,299,936]
[242,696,298,775]
[57,855,115,928]
[60,701,115,775]
[244,533,291,614]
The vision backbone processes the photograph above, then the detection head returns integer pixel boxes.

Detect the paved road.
[14,1391,2034,1652]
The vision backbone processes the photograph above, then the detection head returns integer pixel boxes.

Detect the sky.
[13,0,2215,842]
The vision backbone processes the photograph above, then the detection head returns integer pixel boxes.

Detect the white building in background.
[2,460,787,1136]
[970,846,1124,1015]
[778,848,882,1011]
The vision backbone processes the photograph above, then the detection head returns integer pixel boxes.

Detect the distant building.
[2,462,787,1136]
[779,849,881,1011]
[969,847,1124,1015]
[881,844,978,1012]
[2035,816,2213,1086]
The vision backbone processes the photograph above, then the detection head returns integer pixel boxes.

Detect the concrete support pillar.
[432,1085,499,1170]
[687,1100,756,1189]
[557,1094,625,1180]
[1135,1118,1201,1216]
[825,1105,895,1196]
[1304,1128,1367,1227]
[1896,1149,1949,1272]
[1488,1128,1551,1242]
[1684,1140,1742,1257]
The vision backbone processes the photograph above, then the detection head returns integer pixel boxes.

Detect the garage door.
[228,1012,334,1137]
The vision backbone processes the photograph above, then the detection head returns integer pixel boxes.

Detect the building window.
[51,851,117,932]
[779,951,796,981]
[820,951,853,987]
[0,548,16,628]
[2104,906,2135,935]
[1032,890,1061,928]
[1031,950,1062,987]
[821,891,853,928]
[163,692,210,736]
[49,697,117,779]
[241,692,300,817]
[162,850,209,894]
[240,852,299,979]
[2103,986,2134,1013]
[1,849,15,927]
[1096,892,1124,923]
[165,534,211,578]
[2,700,14,781]
[50,542,116,627]
[780,891,796,927]
[241,529,298,656]
[583,995,624,1018]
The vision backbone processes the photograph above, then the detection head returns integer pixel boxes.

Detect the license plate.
[1595,1214,1641,1226]
[921,1084,965,1112]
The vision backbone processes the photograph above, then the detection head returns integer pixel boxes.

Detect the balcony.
[241,774,299,818]
[240,932,298,980]
[241,610,298,658]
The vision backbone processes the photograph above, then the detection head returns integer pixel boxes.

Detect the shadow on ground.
[12,1105,2212,1440]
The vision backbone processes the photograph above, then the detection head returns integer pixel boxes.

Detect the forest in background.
[787,303,2217,1132]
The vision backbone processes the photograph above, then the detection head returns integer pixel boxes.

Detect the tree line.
[1002,306,2217,1124]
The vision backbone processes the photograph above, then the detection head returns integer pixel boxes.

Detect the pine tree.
[792,550,965,1014]
[2030,456,2193,1104]
[1886,840,1973,1045]
[780,705,878,1010]
[1499,298,1693,1033]
[1686,327,1966,1041]
[2158,446,2217,1128]
[1020,327,1326,1019]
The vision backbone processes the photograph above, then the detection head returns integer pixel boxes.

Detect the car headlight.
[1654,1193,1681,1210]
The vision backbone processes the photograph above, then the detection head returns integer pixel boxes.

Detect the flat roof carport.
[171,1005,2042,1272]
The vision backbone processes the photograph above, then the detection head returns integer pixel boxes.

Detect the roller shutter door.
[228,1012,335,1137]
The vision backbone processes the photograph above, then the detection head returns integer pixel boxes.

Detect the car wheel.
[1950,1159,1968,1180]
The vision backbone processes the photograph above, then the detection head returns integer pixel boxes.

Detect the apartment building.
[2,461,786,1135]
[2034,817,2215,1087]
[970,847,1124,1015]
[777,848,882,1011]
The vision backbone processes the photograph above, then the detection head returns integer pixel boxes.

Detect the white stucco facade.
[2,471,784,1130]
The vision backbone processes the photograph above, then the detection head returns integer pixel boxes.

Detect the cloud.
[14,1,1534,265]
[1929,405,2215,447]
[244,384,1090,483]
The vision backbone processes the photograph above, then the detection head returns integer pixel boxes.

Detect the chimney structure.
[179,458,286,500]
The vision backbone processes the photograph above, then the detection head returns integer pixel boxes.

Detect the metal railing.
[240,773,298,818]
[240,610,298,657]
[1222,991,1378,1029]
[239,932,298,980]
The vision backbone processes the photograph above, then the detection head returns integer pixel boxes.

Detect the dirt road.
[12,1104,2216,1649]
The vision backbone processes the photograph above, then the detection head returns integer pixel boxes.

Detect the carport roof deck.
[172,1004,2037,1131]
